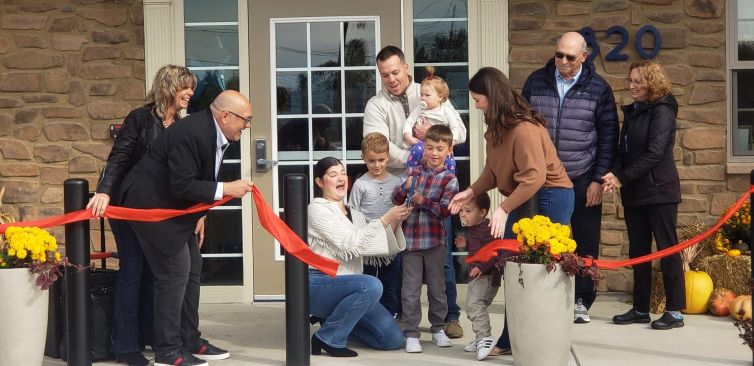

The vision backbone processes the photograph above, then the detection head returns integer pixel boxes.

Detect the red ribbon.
[0,189,339,277]
[467,186,754,270]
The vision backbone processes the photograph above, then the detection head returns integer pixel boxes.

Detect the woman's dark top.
[613,94,681,207]
[96,106,169,204]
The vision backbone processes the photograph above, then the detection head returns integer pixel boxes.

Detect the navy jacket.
[522,60,618,182]
[613,94,681,207]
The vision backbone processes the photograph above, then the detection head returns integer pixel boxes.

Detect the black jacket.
[522,59,618,182]
[118,109,220,255]
[613,94,681,207]
[96,106,167,204]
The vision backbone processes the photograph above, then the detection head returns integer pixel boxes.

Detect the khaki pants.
[465,274,499,339]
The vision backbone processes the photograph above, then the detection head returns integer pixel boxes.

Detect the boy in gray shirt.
[350,133,403,317]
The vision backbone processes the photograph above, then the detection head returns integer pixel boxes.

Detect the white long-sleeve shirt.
[308,198,406,275]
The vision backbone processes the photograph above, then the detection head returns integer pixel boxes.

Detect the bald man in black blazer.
[119,90,253,366]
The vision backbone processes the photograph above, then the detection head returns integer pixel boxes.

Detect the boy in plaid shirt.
[391,125,459,353]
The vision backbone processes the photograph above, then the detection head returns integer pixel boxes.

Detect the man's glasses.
[226,110,252,124]
[554,51,579,62]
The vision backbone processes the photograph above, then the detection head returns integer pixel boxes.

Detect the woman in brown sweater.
[449,66,574,355]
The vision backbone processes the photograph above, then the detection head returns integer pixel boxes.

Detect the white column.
[143,0,181,90]
[468,0,508,209]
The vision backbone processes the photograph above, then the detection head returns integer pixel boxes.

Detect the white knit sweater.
[308,198,406,275]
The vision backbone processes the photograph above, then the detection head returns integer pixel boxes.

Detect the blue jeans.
[497,187,575,349]
[309,270,403,350]
[110,219,155,355]
[444,216,460,321]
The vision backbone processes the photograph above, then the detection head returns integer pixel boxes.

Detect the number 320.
[579,25,662,62]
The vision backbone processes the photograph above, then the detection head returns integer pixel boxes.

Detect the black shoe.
[310,315,325,325]
[154,349,208,366]
[651,312,685,330]
[612,309,651,325]
[191,340,230,360]
[311,334,358,357]
[116,351,149,366]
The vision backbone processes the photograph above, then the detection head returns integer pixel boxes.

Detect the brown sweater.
[469,121,572,214]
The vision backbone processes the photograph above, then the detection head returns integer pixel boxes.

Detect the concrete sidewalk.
[44,289,752,366]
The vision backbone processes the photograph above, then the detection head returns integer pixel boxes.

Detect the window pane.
[188,70,239,113]
[413,0,467,19]
[201,257,242,286]
[345,117,364,152]
[185,26,239,67]
[278,165,310,207]
[740,20,754,61]
[311,22,341,67]
[734,70,754,155]
[277,72,308,115]
[276,23,308,68]
[414,21,468,63]
[203,210,242,254]
[414,66,469,110]
[312,71,342,113]
[344,21,376,66]
[184,0,237,23]
[345,70,376,113]
[313,117,342,152]
[278,118,309,156]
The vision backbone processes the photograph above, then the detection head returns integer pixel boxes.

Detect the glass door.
[270,17,379,258]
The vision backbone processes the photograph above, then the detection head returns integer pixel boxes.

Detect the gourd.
[681,270,714,314]
[730,295,752,321]
[728,249,742,257]
[708,288,737,316]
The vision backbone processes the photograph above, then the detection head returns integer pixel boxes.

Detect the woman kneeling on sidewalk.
[307,157,410,357]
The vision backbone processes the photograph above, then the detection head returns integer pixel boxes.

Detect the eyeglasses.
[624,78,644,86]
[554,51,580,62]
[225,110,252,125]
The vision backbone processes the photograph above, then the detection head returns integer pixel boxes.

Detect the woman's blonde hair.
[421,66,449,103]
[145,65,197,120]
[629,60,671,102]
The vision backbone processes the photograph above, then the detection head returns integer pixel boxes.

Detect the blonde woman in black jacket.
[602,60,684,331]
[86,65,197,365]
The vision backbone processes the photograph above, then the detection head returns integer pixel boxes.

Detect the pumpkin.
[708,288,737,316]
[730,295,752,321]
[681,270,714,314]
[728,249,742,257]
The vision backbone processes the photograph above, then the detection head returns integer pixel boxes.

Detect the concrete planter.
[0,268,49,366]
[504,262,574,366]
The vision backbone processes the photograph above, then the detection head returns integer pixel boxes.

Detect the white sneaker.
[464,339,477,352]
[574,298,591,323]
[476,336,495,360]
[405,337,422,353]
[431,330,453,347]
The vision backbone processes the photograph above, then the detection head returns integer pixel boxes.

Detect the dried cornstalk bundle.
[0,187,16,225]
[650,270,666,314]
[699,254,752,296]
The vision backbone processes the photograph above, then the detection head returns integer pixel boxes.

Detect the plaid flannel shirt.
[391,164,459,251]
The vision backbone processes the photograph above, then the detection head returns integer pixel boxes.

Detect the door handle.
[255,138,278,171]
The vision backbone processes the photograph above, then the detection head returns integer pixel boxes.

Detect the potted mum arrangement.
[496,215,599,366]
[0,225,64,366]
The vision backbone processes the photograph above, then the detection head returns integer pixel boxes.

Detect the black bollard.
[284,174,310,366]
[64,179,92,366]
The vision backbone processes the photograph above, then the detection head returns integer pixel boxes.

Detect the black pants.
[135,229,203,354]
[624,203,685,312]
[571,174,602,309]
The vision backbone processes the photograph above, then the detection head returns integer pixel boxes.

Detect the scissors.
[406,175,417,207]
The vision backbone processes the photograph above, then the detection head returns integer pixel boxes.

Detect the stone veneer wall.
[0,0,144,258]
[506,0,734,291]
